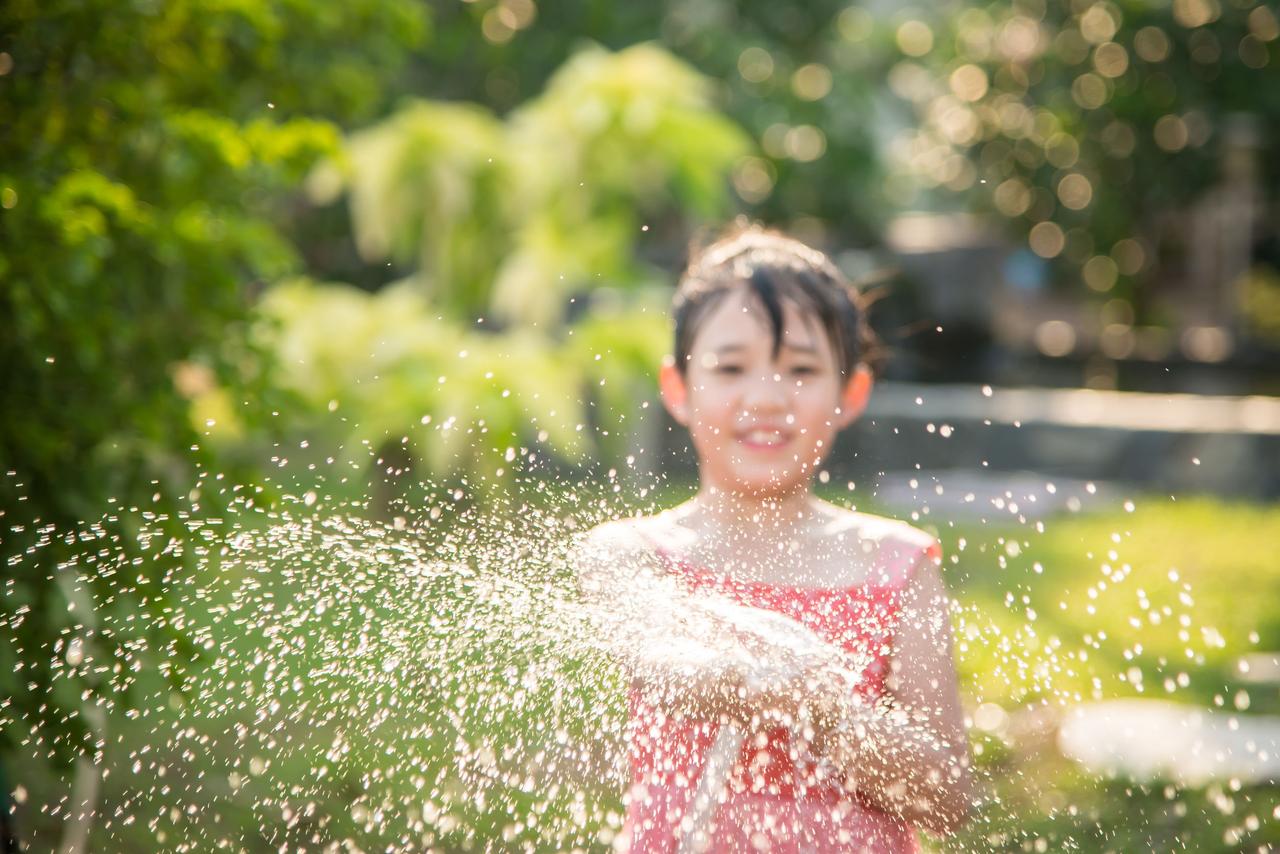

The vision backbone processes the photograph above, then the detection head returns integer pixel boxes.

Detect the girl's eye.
[791,366,819,376]
[714,365,744,375]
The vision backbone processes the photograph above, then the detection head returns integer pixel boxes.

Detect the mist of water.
[5,442,1277,852]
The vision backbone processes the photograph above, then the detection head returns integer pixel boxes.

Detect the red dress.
[620,518,941,854]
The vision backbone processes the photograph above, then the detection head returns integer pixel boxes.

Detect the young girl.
[574,225,973,853]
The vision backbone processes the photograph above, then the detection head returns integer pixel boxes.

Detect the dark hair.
[672,223,878,379]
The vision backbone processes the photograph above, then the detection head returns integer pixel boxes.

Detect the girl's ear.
[834,365,874,429]
[658,355,690,427]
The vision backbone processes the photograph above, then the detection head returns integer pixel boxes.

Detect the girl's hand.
[737,658,806,727]
[690,598,863,731]
[738,654,860,734]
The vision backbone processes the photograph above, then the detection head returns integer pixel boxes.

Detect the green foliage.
[0,0,426,768]
[493,44,750,326]
[404,1,1280,324]
[312,102,512,321]
[255,278,669,497]
[401,1,894,245]
[325,43,750,328]
[890,3,1280,312]
[256,43,737,492]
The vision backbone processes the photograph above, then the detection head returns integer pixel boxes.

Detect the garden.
[4,1,1279,851]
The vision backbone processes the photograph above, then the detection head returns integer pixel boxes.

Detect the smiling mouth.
[737,428,792,449]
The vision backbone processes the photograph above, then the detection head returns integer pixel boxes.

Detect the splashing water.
[9,467,883,852]
[6,459,1280,852]
[9,476,639,850]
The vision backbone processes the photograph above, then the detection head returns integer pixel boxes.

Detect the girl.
[574,225,973,853]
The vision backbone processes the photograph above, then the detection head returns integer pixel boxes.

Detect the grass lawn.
[926,494,1280,852]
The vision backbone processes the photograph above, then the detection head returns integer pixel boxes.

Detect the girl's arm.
[814,558,975,835]
[569,522,754,724]
[514,523,756,792]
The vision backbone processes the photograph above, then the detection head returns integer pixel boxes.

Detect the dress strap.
[856,519,941,591]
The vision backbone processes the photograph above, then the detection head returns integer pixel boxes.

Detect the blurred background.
[2,0,1279,851]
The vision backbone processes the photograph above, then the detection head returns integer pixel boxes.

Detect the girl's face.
[659,287,872,498]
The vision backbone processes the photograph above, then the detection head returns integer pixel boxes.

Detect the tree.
[291,0,895,281]
[0,0,425,847]
[263,44,747,500]
[889,2,1280,332]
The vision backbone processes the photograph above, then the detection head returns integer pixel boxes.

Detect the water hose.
[677,723,746,854]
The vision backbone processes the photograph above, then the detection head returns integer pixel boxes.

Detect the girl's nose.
[741,371,789,409]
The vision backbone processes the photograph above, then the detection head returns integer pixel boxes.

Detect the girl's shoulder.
[573,511,701,573]
[572,514,669,562]
[815,505,942,588]
[830,507,939,555]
